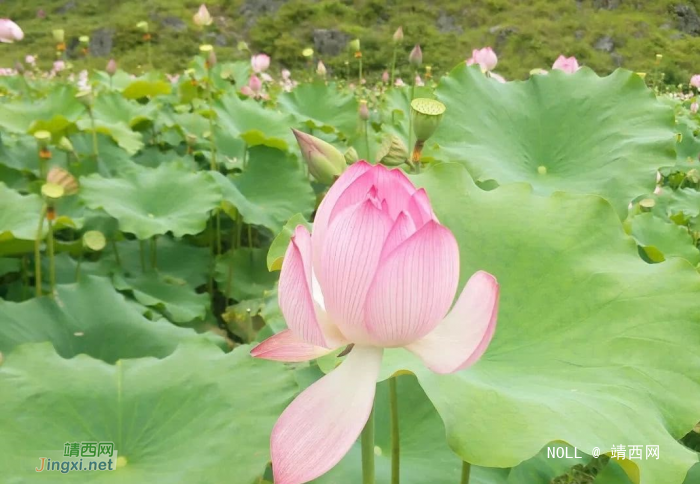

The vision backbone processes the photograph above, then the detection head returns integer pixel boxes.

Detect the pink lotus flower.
[25,55,36,65]
[691,75,700,89]
[251,53,270,73]
[252,162,500,484]
[467,47,497,72]
[0,19,23,43]
[692,102,699,114]
[415,74,424,86]
[193,4,212,27]
[394,77,405,87]
[552,55,580,74]
[261,72,273,83]
[382,70,389,83]
[166,73,180,84]
[249,74,262,93]
[281,69,291,81]
[52,60,65,73]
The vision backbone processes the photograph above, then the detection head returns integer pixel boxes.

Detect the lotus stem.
[47,215,56,296]
[216,211,222,255]
[75,248,83,282]
[389,377,400,484]
[407,74,416,163]
[225,220,236,300]
[21,256,28,300]
[359,56,363,90]
[460,462,471,484]
[361,404,376,484]
[89,107,99,163]
[34,204,47,297]
[139,239,147,273]
[150,236,158,270]
[364,120,371,162]
[412,140,425,174]
[247,224,253,250]
[390,47,398,87]
[112,239,122,270]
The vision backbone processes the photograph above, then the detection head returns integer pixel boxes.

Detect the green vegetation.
[5,0,700,83]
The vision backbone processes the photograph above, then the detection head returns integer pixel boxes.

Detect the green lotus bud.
[393,26,404,43]
[292,129,346,184]
[83,230,106,251]
[53,29,65,43]
[376,135,408,166]
[344,147,359,165]
[409,44,422,68]
[57,136,74,152]
[349,39,360,52]
[410,98,446,143]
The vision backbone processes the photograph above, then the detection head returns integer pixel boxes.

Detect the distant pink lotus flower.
[251,53,270,73]
[0,19,23,43]
[166,73,180,84]
[193,4,212,27]
[261,72,273,83]
[281,69,291,81]
[249,74,262,93]
[394,77,405,87]
[382,70,389,83]
[692,102,699,114]
[467,47,497,72]
[252,162,500,484]
[552,55,580,74]
[691,75,700,89]
[25,55,36,65]
[415,74,424,86]
[52,60,65,73]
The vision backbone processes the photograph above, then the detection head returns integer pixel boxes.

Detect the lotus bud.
[691,75,700,89]
[249,74,262,93]
[302,48,314,58]
[292,129,346,184]
[57,136,74,153]
[376,134,408,166]
[349,39,360,52]
[106,58,117,76]
[359,100,369,121]
[316,60,327,77]
[0,19,23,43]
[193,4,213,27]
[382,70,389,83]
[251,53,270,73]
[83,230,106,251]
[344,146,359,165]
[207,49,217,68]
[53,29,65,43]
[409,44,422,68]
[393,26,404,43]
[46,167,79,196]
[693,102,699,114]
[411,98,446,143]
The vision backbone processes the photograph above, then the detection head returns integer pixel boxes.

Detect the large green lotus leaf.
[122,79,172,99]
[0,341,297,483]
[0,183,44,241]
[277,82,358,135]
[211,146,315,233]
[629,212,700,264]
[91,91,157,130]
[0,257,20,277]
[674,118,700,166]
[76,117,144,155]
[214,92,296,150]
[0,135,40,173]
[0,85,84,137]
[433,66,676,217]
[214,248,278,302]
[112,272,208,324]
[0,275,221,362]
[377,163,700,484]
[267,213,312,271]
[79,164,221,239]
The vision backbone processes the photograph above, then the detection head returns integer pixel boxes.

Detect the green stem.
[225,219,236,300]
[139,239,147,273]
[235,212,242,249]
[407,75,415,158]
[361,404,376,484]
[112,239,122,270]
[216,211,222,255]
[247,224,253,250]
[365,120,371,162]
[34,204,47,297]
[206,69,217,172]
[389,377,400,484]
[75,249,83,282]
[460,462,471,484]
[150,236,158,270]
[21,256,28,300]
[147,40,152,70]
[89,108,99,163]
[47,217,55,296]
[359,57,363,90]
[390,47,398,86]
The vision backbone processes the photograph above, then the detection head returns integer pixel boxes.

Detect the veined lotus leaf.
[0,342,297,483]
[0,182,45,241]
[214,248,278,302]
[277,82,358,136]
[0,85,84,138]
[432,66,676,217]
[79,164,221,239]
[377,163,700,484]
[629,212,700,264]
[0,275,223,362]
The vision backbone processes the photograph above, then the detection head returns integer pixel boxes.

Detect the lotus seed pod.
[47,166,79,195]
[344,147,359,165]
[349,39,360,52]
[292,129,346,184]
[79,35,89,44]
[410,98,446,143]
[376,135,408,166]
[302,48,314,58]
[83,230,107,251]
[41,183,64,199]
[53,29,65,43]
[34,130,51,148]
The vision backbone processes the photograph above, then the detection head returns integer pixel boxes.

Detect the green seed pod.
[376,135,408,166]
[53,29,65,43]
[83,230,107,251]
[349,39,361,52]
[410,98,446,143]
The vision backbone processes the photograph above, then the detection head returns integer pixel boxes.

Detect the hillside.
[3,0,700,84]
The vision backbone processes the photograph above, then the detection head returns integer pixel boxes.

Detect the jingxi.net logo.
[35,442,118,474]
